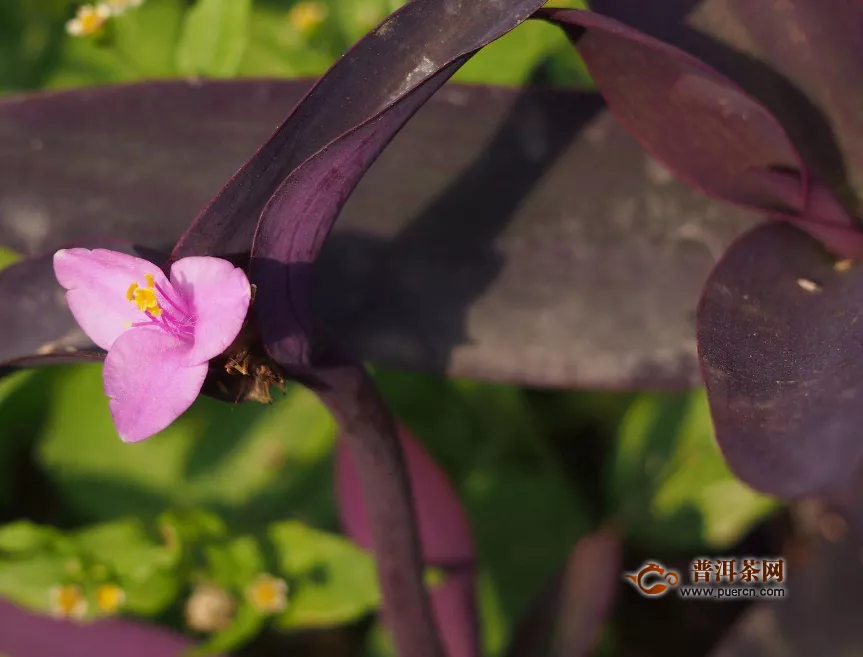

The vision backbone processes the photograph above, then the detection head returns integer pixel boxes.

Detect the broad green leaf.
[189,602,265,656]
[269,521,380,629]
[0,521,61,555]
[203,535,264,591]
[112,0,185,76]
[121,567,180,615]
[73,518,174,579]
[607,391,778,550]
[37,365,336,531]
[0,555,70,612]
[176,0,252,77]
[238,1,342,77]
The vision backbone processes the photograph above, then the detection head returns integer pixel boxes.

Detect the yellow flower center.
[126,273,163,316]
[287,2,327,32]
[50,585,87,618]
[247,574,288,613]
[95,583,126,614]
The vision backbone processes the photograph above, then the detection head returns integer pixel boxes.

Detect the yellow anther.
[95,583,126,615]
[126,273,163,316]
[50,584,87,619]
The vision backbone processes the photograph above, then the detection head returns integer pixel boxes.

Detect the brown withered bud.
[201,285,288,404]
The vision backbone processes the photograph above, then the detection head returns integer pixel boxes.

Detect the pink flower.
[53,249,251,442]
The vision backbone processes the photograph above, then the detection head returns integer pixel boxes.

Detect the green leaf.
[121,567,180,616]
[188,602,265,657]
[269,521,380,629]
[203,535,264,590]
[0,521,61,555]
[176,0,252,77]
[0,555,70,613]
[73,518,174,579]
[607,391,778,551]
[112,0,185,76]
[36,365,337,531]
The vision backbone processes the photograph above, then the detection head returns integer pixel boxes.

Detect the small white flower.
[246,573,288,614]
[65,4,110,37]
[50,584,88,619]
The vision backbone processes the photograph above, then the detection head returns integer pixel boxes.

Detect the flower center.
[126,273,163,317]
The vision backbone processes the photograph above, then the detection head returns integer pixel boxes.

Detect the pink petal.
[169,257,251,366]
[53,248,169,351]
[103,327,207,442]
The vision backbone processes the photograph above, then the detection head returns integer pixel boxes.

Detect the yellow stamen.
[246,573,288,614]
[125,272,163,317]
[95,583,126,615]
[50,584,87,619]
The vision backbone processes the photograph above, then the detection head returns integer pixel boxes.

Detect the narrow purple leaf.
[171,0,551,260]
[336,424,478,657]
[534,7,863,257]
[697,221,863,498]
[0,599,218,657]
[505,526,621,657]
[0,81,761,388]
[535,8,803,212]
[684,0,863,211]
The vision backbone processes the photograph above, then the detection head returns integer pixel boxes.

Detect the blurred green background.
[0,0,778,655]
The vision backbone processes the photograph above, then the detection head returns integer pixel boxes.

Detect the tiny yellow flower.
[95,583,126,615]
[66,4,110,37]
[100,0,145,17]
[184,583,236,632]
[287,2,327,33]
[50,584,88,619]
[245,573,288,614]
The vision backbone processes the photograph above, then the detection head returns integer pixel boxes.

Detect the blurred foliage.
[0,1,778,655]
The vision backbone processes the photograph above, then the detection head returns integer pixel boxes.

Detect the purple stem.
[308,364,445,657]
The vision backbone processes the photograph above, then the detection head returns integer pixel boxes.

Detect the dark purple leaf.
[0,598,219,657]
[604,0,863,213]
[535,7,803,211]
[171,0,551,260]
[534,7,863,257]
[697,221,863,498]
[0,80,761,388]
[0,238,161,368]
[336,424,477,657]
[505,526,621,657]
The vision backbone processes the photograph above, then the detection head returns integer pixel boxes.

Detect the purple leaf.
[0,238,162,368]
[171,0,552,260]
[0,80,759,388]
[534,7,863,257]
[663,0,863,212]
[505,526,621,657]
[0,598,217,657]
[535,7,803,211]
[336,424,477,657]
[697,221,863,498]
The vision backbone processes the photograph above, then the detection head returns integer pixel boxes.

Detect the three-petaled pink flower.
[53,249,251,442]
